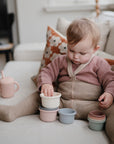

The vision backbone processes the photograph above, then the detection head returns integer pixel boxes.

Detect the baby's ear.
[93,45,100,52]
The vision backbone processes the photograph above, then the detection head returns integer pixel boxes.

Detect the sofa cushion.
[90,11,114,55]
[95,50,114,71]
[56,17,110,51]
[56,17,70,36]
[105,25,114,55]
[14,43,45,61]
[0,61,40,106]
[95,50,114,61]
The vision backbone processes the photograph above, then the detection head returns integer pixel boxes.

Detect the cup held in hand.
[40,92,61,109]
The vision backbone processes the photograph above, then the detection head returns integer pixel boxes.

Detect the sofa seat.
[0,61,109,144]
[0,115,109,144]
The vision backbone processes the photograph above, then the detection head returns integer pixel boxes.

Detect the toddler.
[38,18,114,143]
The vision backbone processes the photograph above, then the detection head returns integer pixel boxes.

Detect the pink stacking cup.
[39,106,58,122]
[88,110,106,131]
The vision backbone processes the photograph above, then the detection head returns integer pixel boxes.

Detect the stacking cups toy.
[58,108,76,124]
[88,110,106,131]
[40,92,61,109]
[39,106,58,122]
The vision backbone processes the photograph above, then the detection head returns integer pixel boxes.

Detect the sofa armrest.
[14,42,45,61]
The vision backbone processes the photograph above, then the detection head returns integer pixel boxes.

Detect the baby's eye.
[70,50,74,53]
[80,52,86,55]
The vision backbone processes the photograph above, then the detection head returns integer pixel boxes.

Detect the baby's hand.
[98,92,113,109]
[41,84,54,96]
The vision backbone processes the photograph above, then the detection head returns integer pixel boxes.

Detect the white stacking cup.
[40,92,61,109]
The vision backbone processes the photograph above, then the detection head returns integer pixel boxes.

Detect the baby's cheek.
[81,56,88,62]
[81,56,90,63]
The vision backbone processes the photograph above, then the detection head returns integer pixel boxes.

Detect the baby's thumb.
[98,94,104,102]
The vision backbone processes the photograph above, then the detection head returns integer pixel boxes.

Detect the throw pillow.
[106,59,114,71]
[56,17,110,51]
[40,26,67,70]
[31,26,67,85]
[105,59,114,66]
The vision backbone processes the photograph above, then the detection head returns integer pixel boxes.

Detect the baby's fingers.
[99,103,109,109]
[99,99,111,109]
[41,88,48,96]
[47,88,54,96]
[98,94,105,102]
[41,86,53,96]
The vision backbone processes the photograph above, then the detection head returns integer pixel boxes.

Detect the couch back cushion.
[105,25,114,55]
[56,17,110,52]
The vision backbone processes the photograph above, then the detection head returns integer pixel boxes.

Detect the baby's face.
[67,36,95,65]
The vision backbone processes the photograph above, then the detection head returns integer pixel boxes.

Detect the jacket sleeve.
[96,58,114,97]
[37,55,63,91]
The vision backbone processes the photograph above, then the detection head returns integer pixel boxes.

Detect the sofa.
[0,16,114,144]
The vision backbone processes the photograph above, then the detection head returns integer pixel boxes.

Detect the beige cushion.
[95,50,114,59]
[56,17,70,36]
[95,50,114,71]
[14,43,45,61]
[105,25,114,55]
[0,61,40,105]
[56,17,110,51]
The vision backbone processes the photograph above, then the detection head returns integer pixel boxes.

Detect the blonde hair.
[67,18,100,48]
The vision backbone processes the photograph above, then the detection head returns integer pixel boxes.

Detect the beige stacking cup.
[40,92,61,109]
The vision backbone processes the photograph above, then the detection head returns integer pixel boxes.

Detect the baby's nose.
[73,53,79,58]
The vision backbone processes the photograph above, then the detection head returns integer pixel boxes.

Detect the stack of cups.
[88,110,106,131]
[39,92,61,122]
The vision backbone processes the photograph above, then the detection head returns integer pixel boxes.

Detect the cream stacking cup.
[40,92,61,109]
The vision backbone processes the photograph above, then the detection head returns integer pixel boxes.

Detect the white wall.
[16,0,93,44]
[6,0,114,44]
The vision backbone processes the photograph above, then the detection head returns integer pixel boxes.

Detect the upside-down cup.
[58,108,76,124]
[40,92,61,109]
